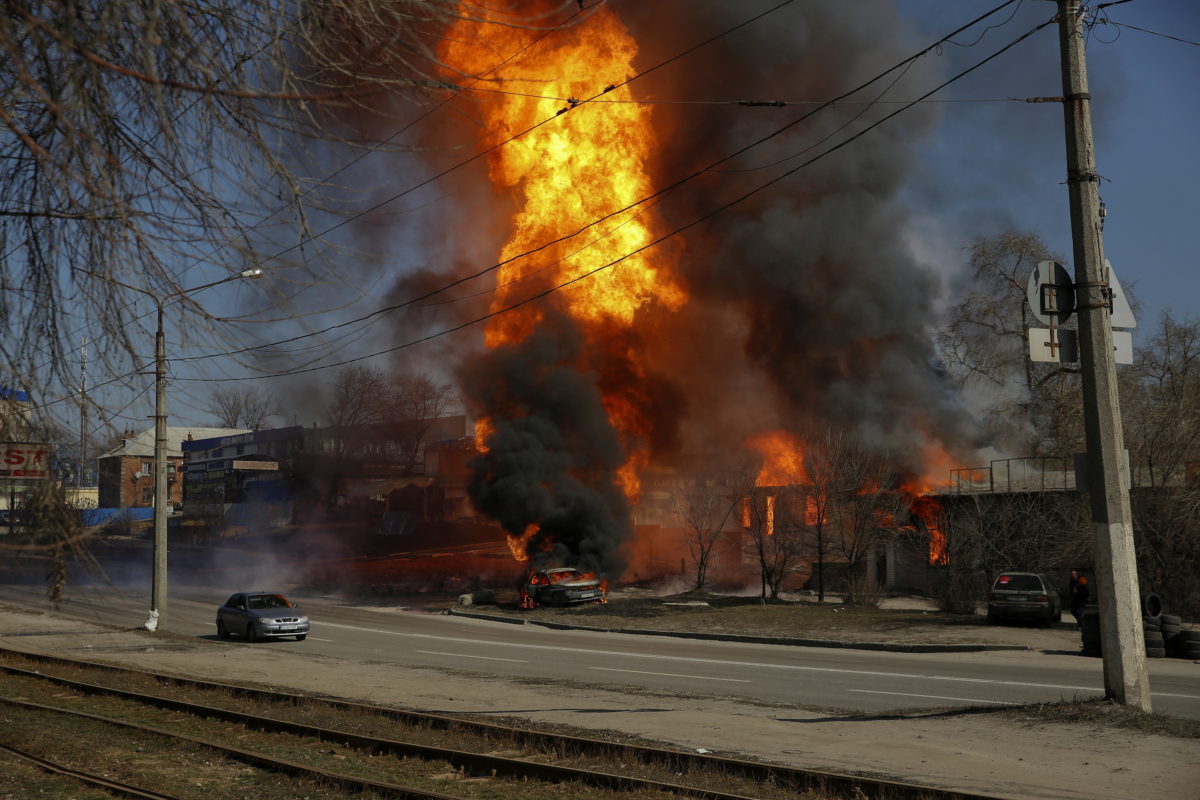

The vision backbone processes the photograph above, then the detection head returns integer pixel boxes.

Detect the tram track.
[0,646,1010,800]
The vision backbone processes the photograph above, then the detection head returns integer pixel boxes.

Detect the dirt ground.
[1,602,1197,800]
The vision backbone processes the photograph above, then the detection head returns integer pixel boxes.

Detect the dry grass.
[1003,698,1200,739]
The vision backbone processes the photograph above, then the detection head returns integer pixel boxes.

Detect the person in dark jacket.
[1072,576,1090,627]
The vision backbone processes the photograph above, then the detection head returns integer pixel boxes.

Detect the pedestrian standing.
[1072,576,1089,627]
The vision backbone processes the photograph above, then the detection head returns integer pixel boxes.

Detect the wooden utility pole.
[1055,0,1150,709]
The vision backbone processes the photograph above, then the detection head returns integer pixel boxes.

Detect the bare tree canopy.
[937,231,1085,457]
[206,387,278,429]
[0,0,462,409]
[673,482,737,592]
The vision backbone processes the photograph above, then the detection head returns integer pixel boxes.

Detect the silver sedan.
[216,591,309,641]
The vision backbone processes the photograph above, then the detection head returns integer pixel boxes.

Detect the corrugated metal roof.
[97,427,250,460]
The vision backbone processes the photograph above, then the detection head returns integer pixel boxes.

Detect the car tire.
[1053,608,1062,623]
[246,624,259,643]
[549,591,566,608]
[1160,614,1181,627]
[295,634,306,641]
[1145,646,1166,659]
[217,620,230,639]
[1141,592,1163,619]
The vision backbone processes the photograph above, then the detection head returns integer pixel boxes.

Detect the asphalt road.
[2,582,1198,720]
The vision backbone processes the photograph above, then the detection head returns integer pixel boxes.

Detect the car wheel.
[986,612,1000,625]
[1053,607,1062,623]
[549,591,566,608]
[295,634,306,641]
[217,620,230,639]
[246,624,259,643]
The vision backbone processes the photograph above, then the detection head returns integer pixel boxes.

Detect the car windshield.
[993,575,1042,592]
[548,570,583,584]
[247,594,290,610]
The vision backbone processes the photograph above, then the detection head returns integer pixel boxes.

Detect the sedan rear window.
[993,574,1043,592]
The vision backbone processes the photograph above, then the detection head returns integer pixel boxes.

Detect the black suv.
[987,572,1062,626]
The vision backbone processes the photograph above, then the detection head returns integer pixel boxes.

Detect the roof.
[0,387,30,402]
[98,427,251,460]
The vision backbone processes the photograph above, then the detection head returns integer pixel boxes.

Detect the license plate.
[580,591,597,598]
[279,626,299,632]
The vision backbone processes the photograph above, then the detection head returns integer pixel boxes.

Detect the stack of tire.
[1080,609,1102,657]
[1142,592,1166,658]
[1160,614,1200,660]
[1143,612,1166,659]
[1177,627,1200,660]
[1079,592,1199,659]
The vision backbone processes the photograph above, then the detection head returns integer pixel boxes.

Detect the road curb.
[445,608,1030,652]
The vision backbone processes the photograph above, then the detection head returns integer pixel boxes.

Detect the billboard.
[1,444,51,479]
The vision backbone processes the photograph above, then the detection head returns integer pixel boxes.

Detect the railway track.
[0,646,1009,800]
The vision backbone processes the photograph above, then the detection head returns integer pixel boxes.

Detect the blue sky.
[899,0,1199,340]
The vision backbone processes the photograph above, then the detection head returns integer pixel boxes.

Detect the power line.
[37,0,1033,407]
[170,0,1026,367]
[178,13,1055,384]
[1099,20,1200,47]
[45,0,791,393]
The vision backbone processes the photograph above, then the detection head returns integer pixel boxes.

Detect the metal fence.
[950,457,1077,494]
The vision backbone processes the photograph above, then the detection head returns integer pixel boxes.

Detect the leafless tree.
[1,2,478,403]
[828,449,907,607]
[323,365,387,456]
[206,387,278,430]
[1123,313,1200,488]
[672,483,737,592]
[937,231,1085,457]
[382,372,457,471]
[1122,313,1200,615]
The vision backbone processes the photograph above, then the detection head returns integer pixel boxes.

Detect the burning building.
[394,2,977,583]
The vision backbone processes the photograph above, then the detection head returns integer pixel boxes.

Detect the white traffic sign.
[1027,260,1075,326]
[1029,327,1078,363]
[1028,328,1132,365]
[1104,259,1136,329]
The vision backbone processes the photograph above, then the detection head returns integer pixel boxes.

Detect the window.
[141,487,153,504]
[994,574,1043,592]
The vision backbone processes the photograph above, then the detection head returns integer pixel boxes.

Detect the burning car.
[520,567,606,609]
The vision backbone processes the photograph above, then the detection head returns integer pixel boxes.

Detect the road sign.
[1029,327,1078,363]
[1104,259,1136,329]
[1028,328,1132,364]
[1027,260,1075,326]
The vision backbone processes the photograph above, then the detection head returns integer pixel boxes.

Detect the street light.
[75,267,264,632]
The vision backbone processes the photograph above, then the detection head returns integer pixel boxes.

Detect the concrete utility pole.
[151,302,168,630]
[1055,0,1150,709]
[73,266,263,633]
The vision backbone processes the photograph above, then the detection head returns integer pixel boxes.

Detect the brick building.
[97,426,248,509]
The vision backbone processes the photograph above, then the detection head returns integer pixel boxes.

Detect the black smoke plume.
[460,312,631,577]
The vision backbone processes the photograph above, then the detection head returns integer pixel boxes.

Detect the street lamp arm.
[69,264,263,633]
